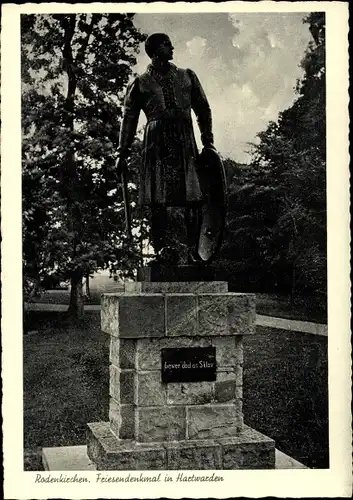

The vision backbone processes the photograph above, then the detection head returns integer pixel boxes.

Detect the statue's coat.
[118,63,214,206]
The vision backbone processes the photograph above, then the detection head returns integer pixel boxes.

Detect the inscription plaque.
[161,347,216,383]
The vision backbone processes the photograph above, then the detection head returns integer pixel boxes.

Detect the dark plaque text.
[161,347,216,383]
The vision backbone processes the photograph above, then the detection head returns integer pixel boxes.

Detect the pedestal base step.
[87,422,275,470]
[42,445,308,471]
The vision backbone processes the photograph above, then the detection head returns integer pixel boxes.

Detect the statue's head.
[145,33,174,61]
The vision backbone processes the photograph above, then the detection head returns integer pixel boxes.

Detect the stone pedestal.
[137,264,219,282]
[87,281,275,470]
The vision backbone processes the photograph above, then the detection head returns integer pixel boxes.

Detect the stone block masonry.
[101,292,256,338]
[108,333,244,442]
[88,281,275,470]
[103,286,250,445]
[87,422,275,470]
[187,403,243,440]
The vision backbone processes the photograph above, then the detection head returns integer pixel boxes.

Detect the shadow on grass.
[243,327,328,469]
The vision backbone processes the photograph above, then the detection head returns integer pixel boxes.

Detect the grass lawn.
[23,310,328,471]
[254,294,327,324]
[24,311,108,470]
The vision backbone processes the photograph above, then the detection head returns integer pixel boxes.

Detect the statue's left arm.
[187,69,215,148]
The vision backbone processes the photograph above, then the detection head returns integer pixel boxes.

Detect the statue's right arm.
[117,77,141,160]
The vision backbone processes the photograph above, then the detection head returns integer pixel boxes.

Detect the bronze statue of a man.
[116,33,224,265]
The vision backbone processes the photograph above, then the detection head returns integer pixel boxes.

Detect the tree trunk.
[290,263,296,304]
[85,272,91,300]
[68,272,84,320]
[139,227,144,267]
[61,15,85,323]
[28,275,41,302]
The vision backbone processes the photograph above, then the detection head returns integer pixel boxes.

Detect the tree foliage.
[218,13,326,308]
[22,14,147,317]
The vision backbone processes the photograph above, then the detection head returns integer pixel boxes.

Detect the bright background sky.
[132,12,312,163]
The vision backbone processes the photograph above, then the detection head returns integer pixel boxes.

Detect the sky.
[132,12,312,163]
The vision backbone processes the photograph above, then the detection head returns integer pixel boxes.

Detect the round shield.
[196,148,227,262]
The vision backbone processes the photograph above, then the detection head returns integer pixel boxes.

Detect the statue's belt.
[147,108,192,123]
